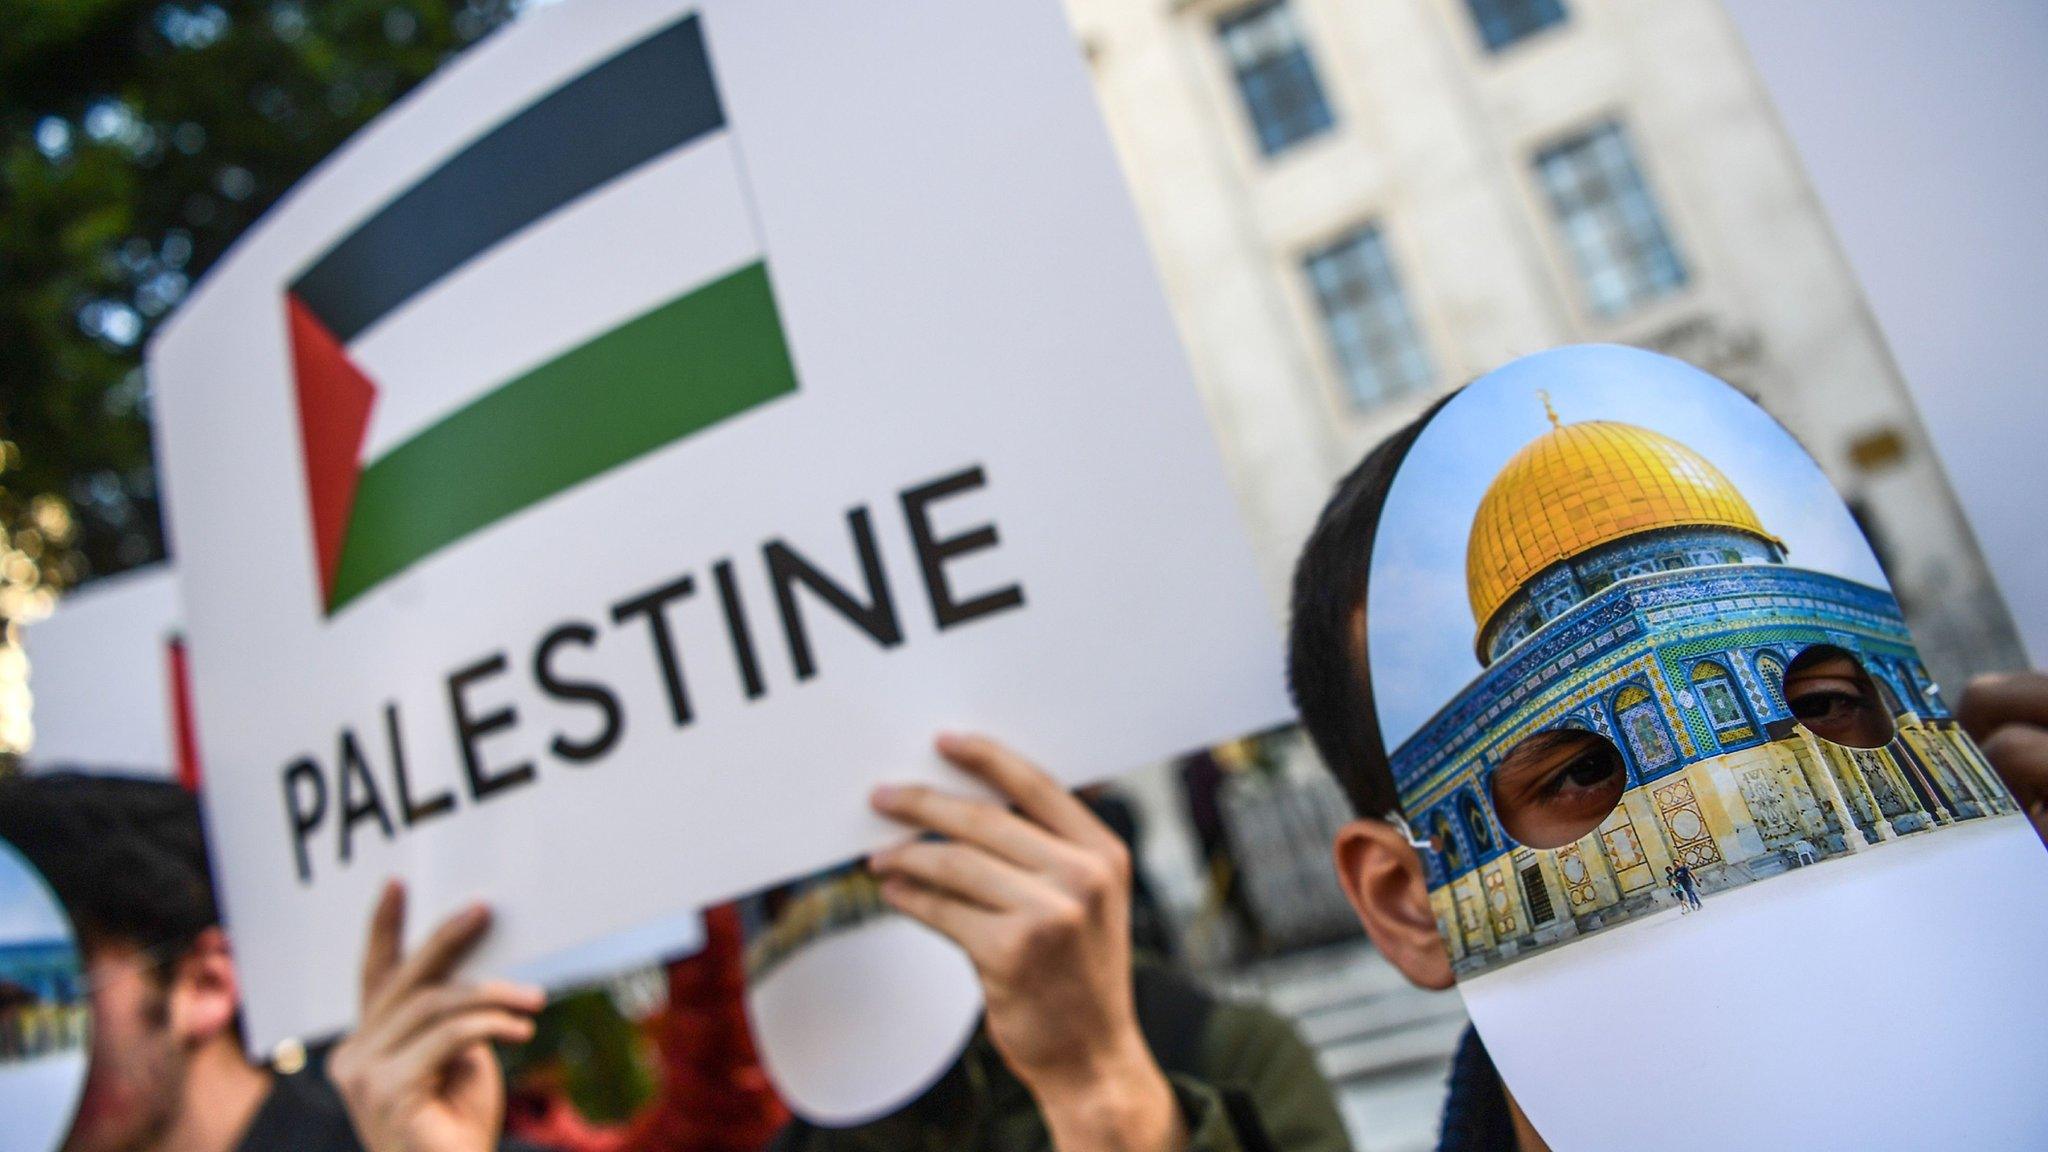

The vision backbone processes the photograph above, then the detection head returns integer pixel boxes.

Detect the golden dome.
[1466,418,1775,633]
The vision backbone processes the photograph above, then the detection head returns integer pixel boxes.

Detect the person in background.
[503,904,788,1152]
[0,774,547,1152]
[853,734,1352,1152]
[1174,750,1265,955]
[1078,785,1179,962]
[1671,863,1701,911]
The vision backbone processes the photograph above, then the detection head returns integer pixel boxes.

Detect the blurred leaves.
[1,435,76,760]
[503,987,656,1125]
[0,0,521,583]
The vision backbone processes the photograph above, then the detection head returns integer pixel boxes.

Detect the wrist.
[1031,1036,1184,1152]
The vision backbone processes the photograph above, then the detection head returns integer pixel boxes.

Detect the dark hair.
[1286,400,1448,817]
[0,773,220,962]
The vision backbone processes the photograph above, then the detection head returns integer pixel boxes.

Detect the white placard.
[1721,1,2048,662]
[149,0,1287,1050]
[21,565,180,775]
[23,560,710,992]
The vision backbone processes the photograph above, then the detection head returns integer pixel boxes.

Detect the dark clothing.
[235,1068,365,1152]
[768,964,1351,1152]
[234,1065,547,1152]
[1084,792,1179,961]
[1436,1028,1515,1152]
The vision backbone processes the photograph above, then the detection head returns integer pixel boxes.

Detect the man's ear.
[167,926,241,1049]
[1333,819,1454,990]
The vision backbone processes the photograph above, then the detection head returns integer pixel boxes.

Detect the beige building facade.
[1067,0,2023,690]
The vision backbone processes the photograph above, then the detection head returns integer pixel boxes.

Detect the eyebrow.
[1500,730,1584,765]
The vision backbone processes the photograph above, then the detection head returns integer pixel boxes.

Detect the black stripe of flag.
[291,14,726,342]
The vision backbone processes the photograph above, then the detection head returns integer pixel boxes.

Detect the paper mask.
[737,860,980,1126]
[1363,345,2048,1149]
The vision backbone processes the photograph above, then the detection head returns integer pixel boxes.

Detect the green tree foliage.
[0,442,77,767]
[0,0,521,583]
[503,986,658,1124]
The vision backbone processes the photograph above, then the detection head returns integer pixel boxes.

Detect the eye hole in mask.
[1778,644,1897,750]
[1488,728,1629,850]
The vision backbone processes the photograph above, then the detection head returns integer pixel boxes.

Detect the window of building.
[1461,793,1496,853]
[1304,224,1434,408]
[1897,662,1934,713]
[1467,0,1567,52]
[1873,676,1905,717]
[1754,652,1787,711]
[1518,863,1556,925]
[1691,659,1758,746]
[1534,121,1688,318]
[1434,811,1464,870]
[1218,0,1336,157]
[1612,683,1677,771]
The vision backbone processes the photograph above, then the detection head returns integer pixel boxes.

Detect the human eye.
[1493,731,1627,849]
[1788,686,1864,722]
[1548,747,1624,795]
[1780,647,1895,749]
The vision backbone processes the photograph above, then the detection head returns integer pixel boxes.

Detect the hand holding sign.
[1959,671,2048,844]
[329,883,542,1152]
[868,736,1184,1152]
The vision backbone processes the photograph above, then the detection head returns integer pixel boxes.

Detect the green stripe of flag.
[329,261,797,611]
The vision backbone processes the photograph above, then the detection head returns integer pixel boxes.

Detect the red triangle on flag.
[286,292,377,609]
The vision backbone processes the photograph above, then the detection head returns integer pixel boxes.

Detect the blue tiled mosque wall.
[1394,561,1927,886]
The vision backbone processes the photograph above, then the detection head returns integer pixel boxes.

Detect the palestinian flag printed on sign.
[287,14,796,615]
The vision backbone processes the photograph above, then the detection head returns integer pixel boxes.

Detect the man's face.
[62,942,183,1152]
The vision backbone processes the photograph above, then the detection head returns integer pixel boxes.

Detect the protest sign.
[149,0,1289,1049]
[21,564,710,992]
[19,566,181,776]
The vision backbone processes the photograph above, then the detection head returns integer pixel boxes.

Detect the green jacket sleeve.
[1165,1074,1253,1152]
[1182,999,1354,1152]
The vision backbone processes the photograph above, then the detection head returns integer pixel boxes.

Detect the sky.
[1365,345,1889,751]
[0,841,74,946]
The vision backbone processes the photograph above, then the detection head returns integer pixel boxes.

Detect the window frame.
[1300,220,1436,411]
[1464,0,1569,54]
[1531,118,1691,321]
[1691,659,1760,747]
[1611,681,1678,772]
[1215,0,1338,159]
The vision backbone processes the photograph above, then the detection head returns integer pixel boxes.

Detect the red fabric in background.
[166,635,202,793]
[507,904,788,1152]
[623,903,788,1152]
